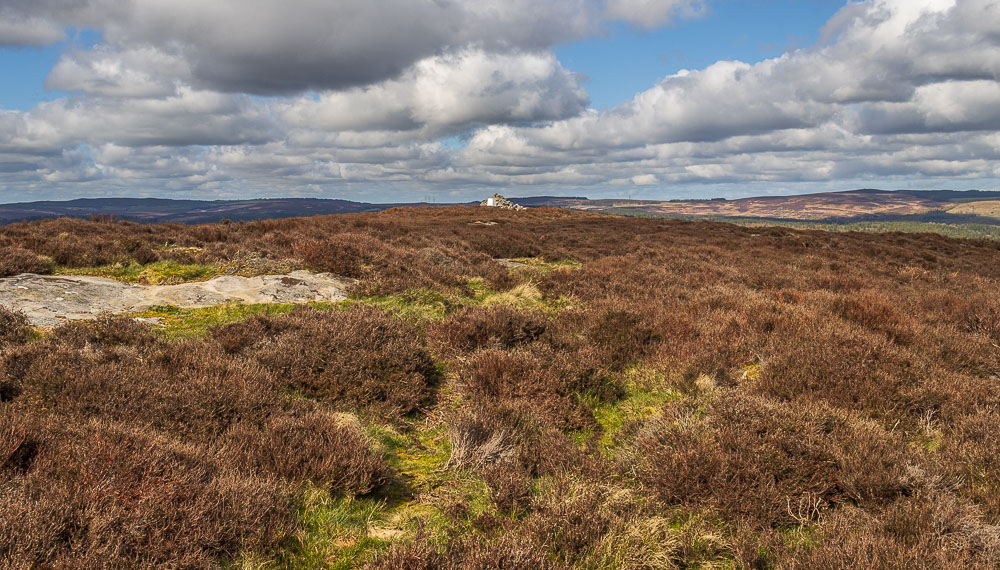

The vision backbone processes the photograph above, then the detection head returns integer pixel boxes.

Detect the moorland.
[2,206,1000,568]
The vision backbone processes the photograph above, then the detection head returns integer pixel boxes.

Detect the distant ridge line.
[1,190,997,225]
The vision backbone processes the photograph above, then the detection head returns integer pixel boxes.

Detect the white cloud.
[5,0,607,93]
[604,0,705,29]
[445,0,1000,189]
[280,50,588,136]
[46,46,191,98]
[0,0,998,202]
[0,88,277,151]
[0,13,65,47]
[630,174,658,185]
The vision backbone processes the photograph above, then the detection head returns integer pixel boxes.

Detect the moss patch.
[272,486,394,569]
[470,278,575,315]
[247,412,498,568]
[55,260,218,284]
[349,289,461,322]
[508,257,583,274]
[579,365,682,453]
[132,301,342,340]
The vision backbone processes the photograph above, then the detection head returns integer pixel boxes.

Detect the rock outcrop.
[0,270,355,327]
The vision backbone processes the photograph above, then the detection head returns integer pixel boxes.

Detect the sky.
[0,0,998,203]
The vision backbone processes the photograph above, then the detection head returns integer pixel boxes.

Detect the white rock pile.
[480,193,525,210]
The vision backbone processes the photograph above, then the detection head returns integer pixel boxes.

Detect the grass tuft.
[55,259,218,284]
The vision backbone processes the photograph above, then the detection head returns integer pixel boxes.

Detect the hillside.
[0,197,413,224]
[4,190,1000,230]
[2,207,1000,568]
[578,189,1000,222]
[0,196,586,224]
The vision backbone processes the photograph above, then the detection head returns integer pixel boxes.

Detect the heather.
[2,207,1000,567]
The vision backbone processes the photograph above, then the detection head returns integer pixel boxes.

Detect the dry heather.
[2,206,1000,568]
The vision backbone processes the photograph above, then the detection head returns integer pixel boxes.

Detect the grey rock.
[0,270,356,327]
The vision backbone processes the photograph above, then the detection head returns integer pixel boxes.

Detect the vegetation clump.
[0,246,51,277]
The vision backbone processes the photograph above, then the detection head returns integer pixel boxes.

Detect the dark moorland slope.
[0,197,412,224]
[2,207,1000,567]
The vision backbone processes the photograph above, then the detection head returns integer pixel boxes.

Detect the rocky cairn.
[480,193,525,210]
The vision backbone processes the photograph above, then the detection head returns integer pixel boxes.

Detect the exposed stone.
[0,270,356,327]
[496,258,528,269]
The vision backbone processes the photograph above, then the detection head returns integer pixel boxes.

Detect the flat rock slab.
[0,270,355,327]
[496,258,528,269]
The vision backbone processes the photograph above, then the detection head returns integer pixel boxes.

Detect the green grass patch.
[915,428,944,453]
[349,279,576,323]
[577,365,682,453]
[782,524,820,550]
[365,415,496,543]
[55,260,219,284]
[469,278,575,315]
[128,278,572,341]
[349,288,461,322]
[238,417,472,569]
[132,301,342,340]
[274,486,395,569]
[369,417,492,523]
[507,256,583,274]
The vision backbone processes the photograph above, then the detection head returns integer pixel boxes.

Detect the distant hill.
[0,197,437,224]
[2,190,998,225]
[0,196,598,224]
[577,189,1000,224]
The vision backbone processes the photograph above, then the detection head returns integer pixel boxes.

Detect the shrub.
[428,306,546,357]
[632,392,912,526]
[211,305,439,417]
[445,402,581,507]
[297,233,388,278]
[0,307,31,348]
[217,408,390,494]
[3,206,1000,566]
[369,533,557,570]
[585,309,662,370]
[750,321,919,414]
[0,416,294,568]
[446,403,574,476]
[776,495,1000,568]
[831,290,915,343]
[0,246,50,276]
[453,346,615,430]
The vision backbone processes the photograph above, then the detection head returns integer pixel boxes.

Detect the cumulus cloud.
[604,0,705,29]
[46,46,191,98]
[447,0,1000,188]
[0,0,998,201]
[280,50,588,136]
[0,13,65,47]
[0,89,278,151]
[7,0,605,93]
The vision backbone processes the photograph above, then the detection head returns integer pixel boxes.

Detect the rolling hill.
[3,190,999,227]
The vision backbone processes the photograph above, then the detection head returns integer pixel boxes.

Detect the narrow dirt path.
[0,271,355,327]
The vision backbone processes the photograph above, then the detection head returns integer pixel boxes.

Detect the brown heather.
[2,206,1000,567]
